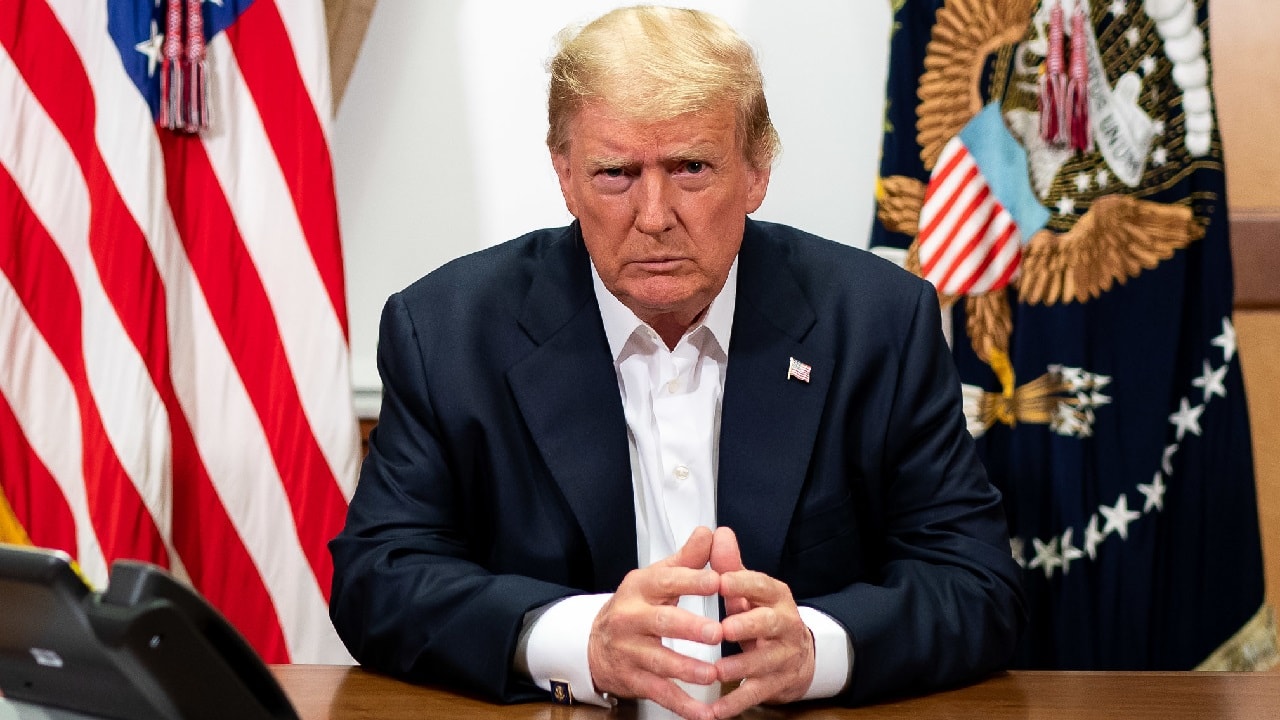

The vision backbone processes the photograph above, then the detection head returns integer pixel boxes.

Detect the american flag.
[0,0,358,664]
[917,102,1048,297]
[787,357,811,383]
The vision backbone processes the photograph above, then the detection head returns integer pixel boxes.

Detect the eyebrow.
[583,142,728,172]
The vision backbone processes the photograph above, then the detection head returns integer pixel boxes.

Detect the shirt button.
[666,379,680,393]
[673,465,690,481]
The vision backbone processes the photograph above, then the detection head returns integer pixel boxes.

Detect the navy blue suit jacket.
[329,219,1024,705]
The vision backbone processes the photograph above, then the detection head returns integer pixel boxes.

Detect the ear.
[550,151,578,218]
[744,164,771,214]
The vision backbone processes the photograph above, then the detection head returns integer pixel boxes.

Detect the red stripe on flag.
[159,133,347,600]
[0,388,77,556]
[225,0,349,338]
[0,163,168,568]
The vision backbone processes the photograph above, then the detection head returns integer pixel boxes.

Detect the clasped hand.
[587,526,815,720]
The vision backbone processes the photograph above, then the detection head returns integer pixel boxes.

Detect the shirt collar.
[591,258,738,362]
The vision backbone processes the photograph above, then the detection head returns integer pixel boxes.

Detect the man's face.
[552,102,770,332]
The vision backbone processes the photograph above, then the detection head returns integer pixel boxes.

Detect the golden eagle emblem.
[876,0,1205,431]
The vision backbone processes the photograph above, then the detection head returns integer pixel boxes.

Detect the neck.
[645,307,708,350]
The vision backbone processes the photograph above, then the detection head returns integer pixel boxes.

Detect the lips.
[630,258,686,272]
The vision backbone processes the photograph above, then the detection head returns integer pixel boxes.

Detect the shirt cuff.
[515,593,614,707]
[797,605,853,700]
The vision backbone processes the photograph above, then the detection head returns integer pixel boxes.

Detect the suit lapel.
[507,226,637,591]
[718,221,833,577]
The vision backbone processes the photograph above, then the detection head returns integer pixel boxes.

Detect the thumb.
[710,526,745,574]
[664,525,715,570]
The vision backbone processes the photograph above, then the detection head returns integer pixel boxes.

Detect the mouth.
[629,258,686,273]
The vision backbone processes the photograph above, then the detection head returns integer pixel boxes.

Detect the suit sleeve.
[328,293,578,702]
[802,283,1026,704]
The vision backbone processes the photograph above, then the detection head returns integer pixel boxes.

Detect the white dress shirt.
[516,257,851,706]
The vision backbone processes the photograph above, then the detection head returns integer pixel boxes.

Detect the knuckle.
[762,607,781,635]
[653,605,672,633]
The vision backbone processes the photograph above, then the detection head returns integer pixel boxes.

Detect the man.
[329,7,1025,720]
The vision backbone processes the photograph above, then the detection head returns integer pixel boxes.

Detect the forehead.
[566,101,742,159]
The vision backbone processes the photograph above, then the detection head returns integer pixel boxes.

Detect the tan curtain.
[325,0,378,112]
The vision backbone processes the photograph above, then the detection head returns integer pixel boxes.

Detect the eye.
[683,161,706,174]
[601,167,625,178]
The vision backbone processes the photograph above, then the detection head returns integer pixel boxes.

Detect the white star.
[1162,444,1178,475]
[1126,27,1140,46]
[1060,528,1085,574]
[134,19,164,78]
[1057,195,1077,215]
[204,0,224,6]
[1055,403,1084,436]
[1030,536,1064,579]
[1111,0,1128,17]
[1010,537,1027,568]
[1191,360,1228,403]
[1084,513,1106,559]
[1075,172,1092,193]
[1058,366,1087,391]
[1100,494,1142,541]
[1095,168,1110,188]
[1152,146,1169,166]
[1140,55,1157,75]
[1153,119,1167,136]
[1212,317,1237,363]
[1168,397,1205,441]
[1138,472,1167,513]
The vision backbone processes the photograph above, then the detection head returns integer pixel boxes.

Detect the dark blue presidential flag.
[870,0,1277,669]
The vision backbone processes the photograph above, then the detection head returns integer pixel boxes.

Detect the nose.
[632,170,676,236]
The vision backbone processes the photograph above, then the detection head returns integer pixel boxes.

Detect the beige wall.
[1213,0,1280,211]
[1212,0,1280,647]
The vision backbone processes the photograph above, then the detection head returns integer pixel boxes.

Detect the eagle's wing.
[1018,194,1203,305]
[877,175,925,236]
[916,0,1037,170]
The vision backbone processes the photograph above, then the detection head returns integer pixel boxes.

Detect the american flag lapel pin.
[787,357,811,383]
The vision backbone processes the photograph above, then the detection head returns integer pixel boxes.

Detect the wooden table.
[271,665,1280,720]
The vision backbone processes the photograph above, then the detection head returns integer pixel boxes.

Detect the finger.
[647,602,724,646]
[710,528,751,616]
[630,565,721,604]
[638,676,716,720]
[719,568,789,607]
[659,526,715,571]
[601,666,716,720]
[709,526,744,574]
[714,636,794,681]
[719,606,785,644]
[625,642,721,687]
[712,678,772,719]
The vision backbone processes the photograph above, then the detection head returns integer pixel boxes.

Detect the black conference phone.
[0,544,298,720]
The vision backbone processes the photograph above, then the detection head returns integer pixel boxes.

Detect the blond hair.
[546,5,780,169]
